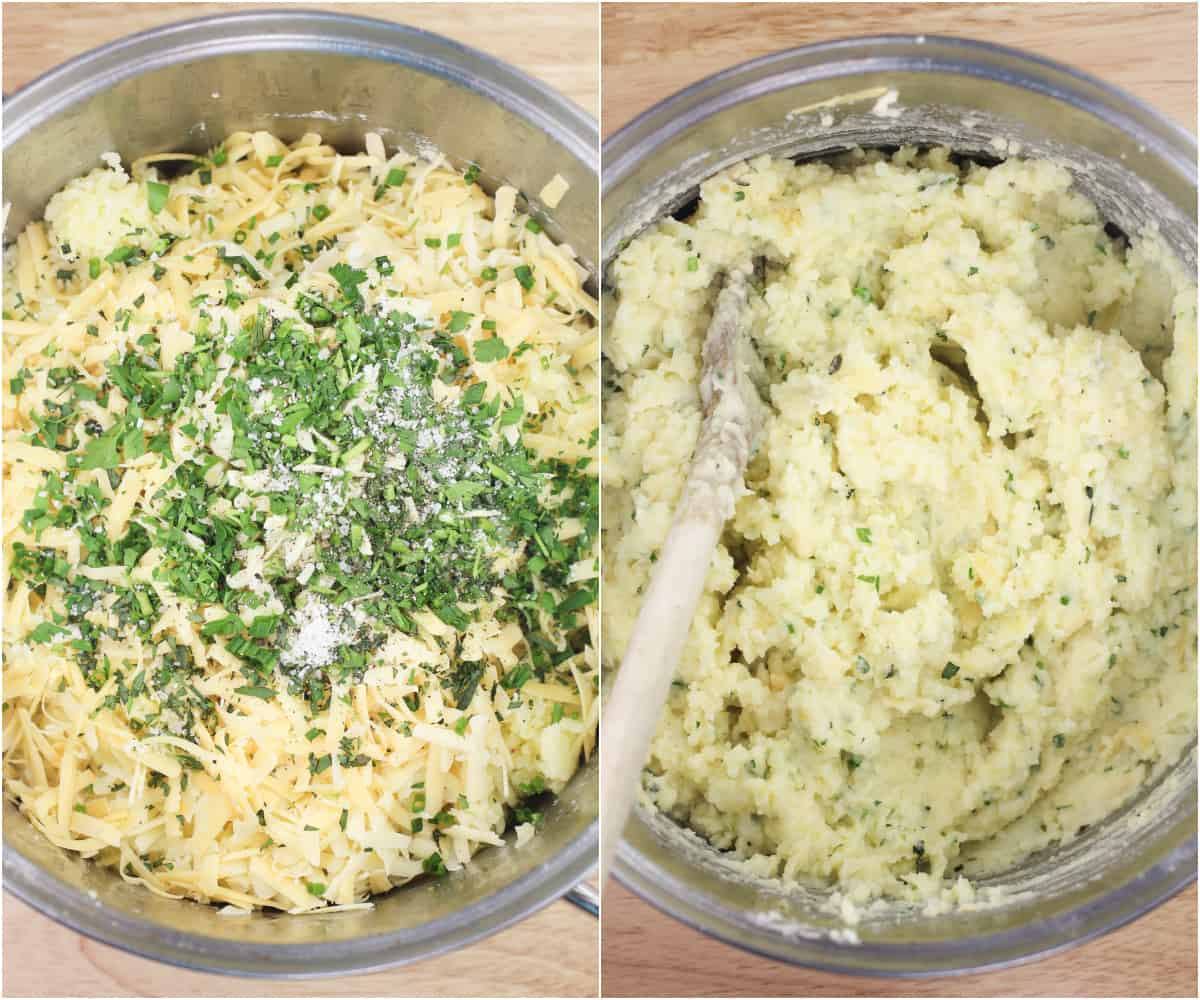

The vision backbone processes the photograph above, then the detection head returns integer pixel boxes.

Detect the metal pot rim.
[604,34,1197,977]
[616,822,1196,979]
[5,8,597,172]
[604,33,1195,199]
[3,9,598,979]
[5,817,597,979]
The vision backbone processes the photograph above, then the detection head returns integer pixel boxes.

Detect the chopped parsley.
[474,336,510,362]
[146,181,169,215]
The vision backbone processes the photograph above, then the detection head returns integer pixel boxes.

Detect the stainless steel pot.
[3,10,598,977]
[603,35,1197,976]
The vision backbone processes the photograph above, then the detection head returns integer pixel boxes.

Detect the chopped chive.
[234,685,276,700]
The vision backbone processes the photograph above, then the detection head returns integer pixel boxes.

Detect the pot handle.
[564,880,599,917]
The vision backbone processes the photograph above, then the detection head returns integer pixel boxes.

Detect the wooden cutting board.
[602,1,1195,135]
[601,3,1197,997]
[2,1,599,117]
[1,3,597,997]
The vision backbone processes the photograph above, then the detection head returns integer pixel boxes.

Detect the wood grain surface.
[601,3,1197,998]
[1,3,597,998]
[602,2,1197,134]
[603,882,1198,998]
[2,1,599,117]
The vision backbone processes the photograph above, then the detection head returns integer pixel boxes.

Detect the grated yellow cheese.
[3,131,599,911]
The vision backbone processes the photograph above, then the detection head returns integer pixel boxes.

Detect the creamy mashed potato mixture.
[603,148,1196,902]
[4,133,598,910]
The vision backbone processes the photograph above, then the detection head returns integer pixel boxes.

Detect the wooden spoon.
[599,259,764,894]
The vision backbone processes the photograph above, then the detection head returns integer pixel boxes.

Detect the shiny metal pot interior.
[3,10,597,978]
[603,35,1196,977]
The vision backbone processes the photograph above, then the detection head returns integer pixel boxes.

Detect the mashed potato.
[603,148,1196,902]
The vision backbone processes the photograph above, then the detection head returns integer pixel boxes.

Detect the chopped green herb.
[474,336,509,363]
[147,181,170,214]
[234,685,276,701]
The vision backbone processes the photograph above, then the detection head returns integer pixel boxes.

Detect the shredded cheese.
[3,132,599,912]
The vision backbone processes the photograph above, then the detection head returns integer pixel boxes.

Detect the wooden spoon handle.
[599,261,759,901]
[599,508,725,893]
